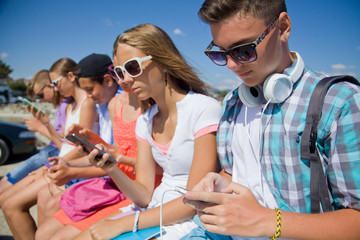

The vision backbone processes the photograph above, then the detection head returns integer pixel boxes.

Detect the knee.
[48,232,69,240]
[1,196,15,212]
[1,194,27,216]
[35,221,63,240]
[1,197,18,218]
[35,223,55,240]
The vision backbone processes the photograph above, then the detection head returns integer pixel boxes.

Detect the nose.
[122,73,134,85]
[226,55,242,70]
[86,92,93,98]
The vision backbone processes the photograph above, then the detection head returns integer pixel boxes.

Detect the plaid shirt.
[217,61,360,213]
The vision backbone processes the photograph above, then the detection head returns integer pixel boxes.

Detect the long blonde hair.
[114,24,210,110]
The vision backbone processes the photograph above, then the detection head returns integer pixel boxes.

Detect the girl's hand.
[27,105,50,125]
[88,144,119,172]
[90,218,126,240]
[23,117,43,132]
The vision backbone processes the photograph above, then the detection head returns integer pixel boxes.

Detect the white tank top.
[59,95,87,157]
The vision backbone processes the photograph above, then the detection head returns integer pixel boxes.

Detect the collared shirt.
[217,55,360,213]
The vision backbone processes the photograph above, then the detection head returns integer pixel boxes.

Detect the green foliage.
[0,60,13,78]
[214,90,229,98]
[9,80,27,92]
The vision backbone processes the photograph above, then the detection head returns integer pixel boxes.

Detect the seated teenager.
[74,24,222,240]
[0,70,68,196]
[35,53,150,239]
[0,56,98,240]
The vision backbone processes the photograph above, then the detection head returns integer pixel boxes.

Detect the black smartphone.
[65,133,117,163]
[18,96,45,115]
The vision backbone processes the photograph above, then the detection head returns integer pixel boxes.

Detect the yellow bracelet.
[270,208,281,240]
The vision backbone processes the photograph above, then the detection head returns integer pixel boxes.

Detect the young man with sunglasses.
[182,0,360,239]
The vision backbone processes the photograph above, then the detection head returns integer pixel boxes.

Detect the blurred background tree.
[0,59,13,79]
[0,60,27,95]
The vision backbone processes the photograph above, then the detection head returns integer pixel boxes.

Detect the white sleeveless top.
[59,95,87,157]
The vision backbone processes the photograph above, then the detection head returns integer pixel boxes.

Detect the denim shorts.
[6,145,60,184]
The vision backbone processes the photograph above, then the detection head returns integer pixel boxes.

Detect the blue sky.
[1,0,359,90]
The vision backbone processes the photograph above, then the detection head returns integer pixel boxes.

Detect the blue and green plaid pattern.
[217,66,360,213]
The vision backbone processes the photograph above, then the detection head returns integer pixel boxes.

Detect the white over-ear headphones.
[238,52,304,107]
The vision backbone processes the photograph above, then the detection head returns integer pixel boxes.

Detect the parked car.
[0,86,20,104]
[0,121,37,165]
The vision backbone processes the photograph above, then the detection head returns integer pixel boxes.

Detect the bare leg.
[36,220,81,240]
[0,167,46,208]
[1,167,49,239]
[74,210,125,240]
[0,176,13,198]
[35,216,65,240]
[37,184,63,225]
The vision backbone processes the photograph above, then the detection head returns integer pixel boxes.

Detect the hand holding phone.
[18,96,45,115]
[65,133,117,163]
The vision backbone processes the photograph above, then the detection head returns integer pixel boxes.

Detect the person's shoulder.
[326,76,360,103]
[82,96,96,109]
[191,92,221,106]
[188,92,222,115]
[107,96,117,112]
[140,104,158,122]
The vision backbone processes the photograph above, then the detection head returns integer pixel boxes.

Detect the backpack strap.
[300,75,359,213]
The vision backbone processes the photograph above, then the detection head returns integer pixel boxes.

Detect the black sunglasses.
[34,85,46,99]
[204,17,278,66]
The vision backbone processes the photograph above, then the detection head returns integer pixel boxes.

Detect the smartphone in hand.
[18,96,45,115]
[65,133,117,163]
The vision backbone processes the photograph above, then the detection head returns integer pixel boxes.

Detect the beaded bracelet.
[270,208,281,240]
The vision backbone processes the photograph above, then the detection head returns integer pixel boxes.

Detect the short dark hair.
[199,0,287,25]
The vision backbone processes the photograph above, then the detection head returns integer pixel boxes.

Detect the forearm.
[116,154,136,167]
[139,197,196,229]
[62,148,84,162]
[108,168,152,207]
[115,197,196,234]
[279,208,360,240]
[36,124,52,140]
[70,166,107,179]
[67,155,93,167]
[45,123,63,148]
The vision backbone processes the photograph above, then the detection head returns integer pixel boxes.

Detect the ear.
[103,74,114,87]
[278,12,291,42]
[67,71,76,83]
